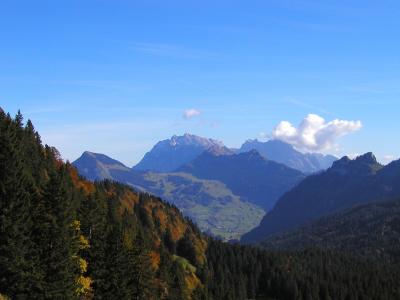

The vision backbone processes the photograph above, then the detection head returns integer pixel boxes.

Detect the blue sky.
[1,0,400,166]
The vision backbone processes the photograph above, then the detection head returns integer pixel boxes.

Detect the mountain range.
[242,152,400,243]
[133,134,336,174]
[238,139,337,173]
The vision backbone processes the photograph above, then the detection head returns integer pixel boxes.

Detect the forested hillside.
[1,108,400,300]
[261,198,400,266]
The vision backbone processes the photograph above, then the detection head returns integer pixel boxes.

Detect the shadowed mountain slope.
[177,149,305,210]
[242,153,400,243]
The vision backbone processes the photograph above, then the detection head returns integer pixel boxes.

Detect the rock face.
[133,133,226,172]
[242,153,400,243]
[238,139,336,173]
[177,149,305,210]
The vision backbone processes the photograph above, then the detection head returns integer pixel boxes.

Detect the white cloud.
[183,108,201,120]
[272,114,362,152]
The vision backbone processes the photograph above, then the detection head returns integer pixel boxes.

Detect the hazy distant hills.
[242,152,400,243]
[238,139,336,173]
[133,133,227,172]
[261,198,400,266]
[73,150,265,240]
[73,151,130,180]
[177,149,305,210]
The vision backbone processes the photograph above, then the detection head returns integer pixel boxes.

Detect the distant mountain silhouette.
[177,149,305,210]
[73,151,130,180]
[242,152,400,243]
[134,133,227,172]
[238,139,336,173]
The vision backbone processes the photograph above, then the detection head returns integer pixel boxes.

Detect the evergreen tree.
[38,167,80,299]
[0,111,40,297]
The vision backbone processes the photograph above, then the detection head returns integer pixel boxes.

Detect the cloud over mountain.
[272,114,362,152]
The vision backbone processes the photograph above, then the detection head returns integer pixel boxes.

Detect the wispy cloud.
[284,98,334,116]
[131,42,217,59]
[344,79,400,95]
[183,108,201,120]
[267,16,354,33]
[53,79,146,93]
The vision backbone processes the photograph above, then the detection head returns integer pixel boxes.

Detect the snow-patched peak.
[134,134,226,172]
[168,133,224,148]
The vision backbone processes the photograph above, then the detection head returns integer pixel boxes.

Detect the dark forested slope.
[261,198,400,266]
